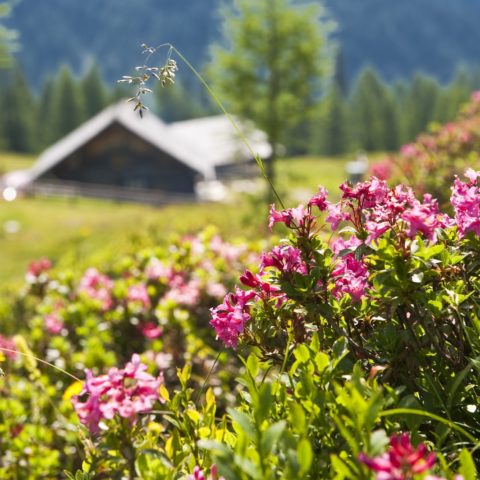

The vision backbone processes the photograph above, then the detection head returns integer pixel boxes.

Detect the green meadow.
[0,153,357,284]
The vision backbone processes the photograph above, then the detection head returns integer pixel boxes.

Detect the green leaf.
[261,421,286,455]
[228,408,256,439]
[294,344,310,363]
[297,438,313,473]
[369,430,389,456]
[246,353,259,378]
[289,403,306,434]
[459,448,477,480]
[314,351,329,373]
[197,439,232,457]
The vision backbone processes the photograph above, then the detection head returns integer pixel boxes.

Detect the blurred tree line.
[0,63,211,154]
[0,60,478,156]
[310,61,480,156]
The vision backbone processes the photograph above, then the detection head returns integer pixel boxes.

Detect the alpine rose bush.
[1,176,480,478]
[72,354,163,434]
[371,90,480,205]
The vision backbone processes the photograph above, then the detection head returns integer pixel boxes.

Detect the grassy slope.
[0,152,354,285]
[0,152,36,174]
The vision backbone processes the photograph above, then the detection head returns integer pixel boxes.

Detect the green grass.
[0,153,351,285]
[277,155,349,200]
[0,152,36,174]
[276,152,386,200]
[0,197,267,285]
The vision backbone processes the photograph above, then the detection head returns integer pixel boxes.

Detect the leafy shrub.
[1,173,480,478]
[372,91,480,206]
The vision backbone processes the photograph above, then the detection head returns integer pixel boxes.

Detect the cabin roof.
[168,115,272,167]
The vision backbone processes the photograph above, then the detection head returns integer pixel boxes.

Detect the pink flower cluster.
[269,204,313,232]
[163,275,201,307]
[0,334,17,359]
[209,234,246,263]
[26,257,52,283]
[145,258,173,281]
[78,268,114,311]
[139,322,163,340]
[127,283,151,309]
[359,433,436,480]
[329,178,452,244]
[261,245,307,275]
[210,288,256,348]
[44,313,64,335]
[189,465,224,480]
[331,237,369,302]
[451,168,480,238]
[72,354,163,434]
[359,433,464,480]
[210,171,479,348]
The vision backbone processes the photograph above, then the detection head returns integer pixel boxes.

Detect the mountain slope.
[5,0,480,88]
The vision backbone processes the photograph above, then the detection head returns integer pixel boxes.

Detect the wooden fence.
[29,180,198,205]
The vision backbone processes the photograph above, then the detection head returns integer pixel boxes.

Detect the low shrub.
[1,172,480,479]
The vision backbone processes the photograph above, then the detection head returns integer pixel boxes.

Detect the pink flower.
[139,322,163,340]
[79,268,114,311]
[339,178,389,208]
[72,354,164,435]
[330,236,362,255]
[164,276,200,307]
[450,170,480,238]
[331,256,369,302]
[371,159,393,180]
[400,143,420,158]
[128,284,151,309]
[359,433,436,480]
[189,464,225,480]
[239,269,282,299]
[464,168,480,183]
[331,240,369,302]
[326,202,349,230]
[268,204,311,230]
[261,245,307,275]
[206,281,227,299]
[44,314,64,335]
[308,186,329,211]
[401,194,451,243]
[145,258,172,281]
[365,220,391,243]
[209,235,245,263]
[210,288,257,348]
[26,257,52,283]
[0,335,17,359]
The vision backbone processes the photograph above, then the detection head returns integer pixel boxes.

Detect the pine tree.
[382,90,399,151]
[349,67,391,151]
[317,85,350,155]
[0,66,35,152]
[333,46,348,97]
[36,76,55,149]
[439,68,474,121]
[51,66,83,140]
[403,74,440,140]
[154,82,206,122]
[81,65,108,120]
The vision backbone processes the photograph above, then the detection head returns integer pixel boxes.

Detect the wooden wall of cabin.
[40,123,198,194]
